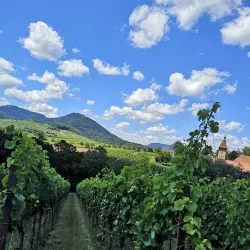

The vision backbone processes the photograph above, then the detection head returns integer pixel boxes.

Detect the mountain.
[0,105,141,147]
[47,113,136,146]
[148,143,174,150]
[0,105,46,121]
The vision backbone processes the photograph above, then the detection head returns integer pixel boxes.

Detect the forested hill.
[0,105,142,147]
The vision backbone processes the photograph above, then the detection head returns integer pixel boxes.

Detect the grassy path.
[44,193,97,250]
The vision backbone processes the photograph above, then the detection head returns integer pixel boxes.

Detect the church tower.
[218,136,228,160]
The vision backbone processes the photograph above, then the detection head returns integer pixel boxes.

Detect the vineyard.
[106,148,156,173]
[0,103,250,250]
[76,103,250,250]
[0,126,70,249]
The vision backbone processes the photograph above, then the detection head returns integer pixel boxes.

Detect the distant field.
[0,119,96,147]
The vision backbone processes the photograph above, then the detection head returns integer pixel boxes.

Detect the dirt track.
[44,193,97,250]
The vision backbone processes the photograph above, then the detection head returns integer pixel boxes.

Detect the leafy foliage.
[77,103,233,250]
[0,126,70,226]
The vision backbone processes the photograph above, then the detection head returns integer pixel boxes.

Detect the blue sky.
[0,0,250,149]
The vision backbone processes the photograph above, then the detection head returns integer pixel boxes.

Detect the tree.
[155,147,162,154]
[155,150,172,165]
[173,141,185,155]
[226,150,240,160]
[242,147,250,156]
[54,140,76,152]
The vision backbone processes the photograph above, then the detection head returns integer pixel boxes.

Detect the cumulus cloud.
[155,0,241,30]
[124,87,159,107]
[110,127,183,146]
[104,99,187,123]
[103,106,164,123]
[133,71,145,81]
[221,7,250,47]
[141,124,176,134]
[5,71,68,102]
[129,5,169,48]
[167,68,230,97]
[80,109,91,116]
[219,120,245,132]
[72,47,80,53]
[189,103,210,116]
[58,59,89,77]
[222,82,237,94]
[21,103,58,118]
[150,82,162,90]
[0,97,9,106]
[93,59,130,76]
[19,21,65,61]
[86,100,95,105]
[0,58,23,88]
[145,99,188,115]
[116,122,130,129]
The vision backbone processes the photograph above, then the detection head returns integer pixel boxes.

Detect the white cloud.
[79,109,99,120]
[167,68,230,97]
[116,122,130,129]
[150,82,162,90]
[104,106,164,123]
[219,120,245,132]
[21,103,58,118]
[189,103,209,116]
[102,110,114,121]
[145,99,188,115]
[0,30,3,34]
[221,7,250,47]
[93,59,130,76]
[86,100,95,105]
[58,59,89,77]
[72,47,80,53]
[222,82,237,94]
[141,124,176,134]
[248,52,250,57]
[0,97,9,106]
[109,127,183,146]
[80,109,91,116]
[124,88,159,107]
[133,71,145,81]
[129,5,169,48]
[0,58,23,88]
[156,0,241,30]
[5,71,68,102]
[104,99,187,123]
[19,21,65,61]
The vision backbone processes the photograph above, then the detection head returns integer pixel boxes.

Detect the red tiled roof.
[234,155,250,172]
[225,160,239,167]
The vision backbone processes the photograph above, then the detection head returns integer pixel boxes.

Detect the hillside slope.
[0,119,96,147]
[0,105,141,147]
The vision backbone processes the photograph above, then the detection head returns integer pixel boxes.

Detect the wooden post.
[177,185,190,250]
[0,165,17,250]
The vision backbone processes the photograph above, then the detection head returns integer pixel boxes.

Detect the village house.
[216,136,250,172]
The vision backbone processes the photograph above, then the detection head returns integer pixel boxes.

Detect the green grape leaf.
[195,244,206,250]
[4,140,15,149]
[15,193,25,201]
[5,125,15,135]
[174,199,185,211]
